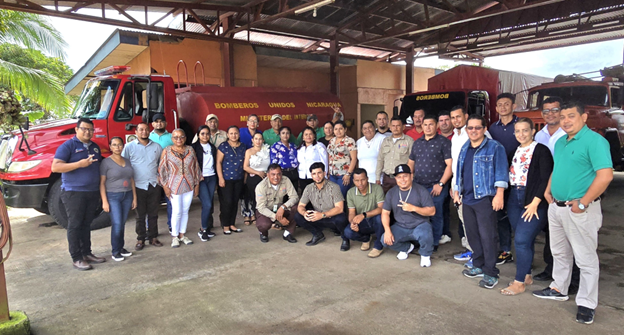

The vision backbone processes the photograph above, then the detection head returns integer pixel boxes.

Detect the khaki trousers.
[548,201,602,309]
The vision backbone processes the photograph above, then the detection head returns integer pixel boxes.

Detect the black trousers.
[463,197,500,278]
[220,179,244,228]
[294,212,348,240]
[61,190,100,262]
[135,184,161,241]
[282,169,299,190]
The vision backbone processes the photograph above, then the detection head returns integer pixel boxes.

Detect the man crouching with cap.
[381,164,435,267]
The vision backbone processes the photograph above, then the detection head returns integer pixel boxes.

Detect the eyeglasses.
[172,136,186,140]
[542,108,561,114]
[78,127,94,133]
[466,126,484,131]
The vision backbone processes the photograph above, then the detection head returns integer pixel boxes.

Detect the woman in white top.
[191,126,218,241]
[243,132,271,225]
[297,126,328,192]
[356,120,385,183]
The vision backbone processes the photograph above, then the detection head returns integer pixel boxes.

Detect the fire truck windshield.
[71,79,120,119]
[399,91,466,121]
[528,85,609,109]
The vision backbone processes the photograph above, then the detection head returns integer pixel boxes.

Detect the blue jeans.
[198,175,217,231]
[381,223,434,257]
[166,196,172,229]
[107,191,133,255]
[329,174,352,198]
[426,184,449,246]
[343,215,384,250]
[507,186,547,282]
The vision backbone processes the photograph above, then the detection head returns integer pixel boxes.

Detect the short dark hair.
[450,105,466,114]
[516,117,535,130]
[376,111,388,118]
[423,114,438,123]
[438,110,450,120]
[227,125,240,133]
[497,93,516,103]
[310,162,325,173]
[278,126,291,134]
[109,136,123,145]
[76,118,93,128]
[352,168,367,177]
[267,163,282,172]
[390,116,404,124]
[248,114,259,120]
[561,101,586,115]
[136,122,149,129]
[467,114,486,128]
[334,121,346,129]
[361,120,375,129]
[542,96,563,107]
[413,108,427,116]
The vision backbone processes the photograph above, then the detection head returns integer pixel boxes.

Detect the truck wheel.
[47,179,111,230]
[604,131,622,170]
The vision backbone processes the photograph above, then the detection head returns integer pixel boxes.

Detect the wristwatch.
[438,182,445,187]
[362,212,367,218]
[322,213,327,218]
[578,202,586,211]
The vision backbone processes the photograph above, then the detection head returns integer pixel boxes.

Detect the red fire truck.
[0,65,340,229]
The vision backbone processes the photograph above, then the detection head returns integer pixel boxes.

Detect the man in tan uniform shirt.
[255,164,299,243]
[376,116,414,193]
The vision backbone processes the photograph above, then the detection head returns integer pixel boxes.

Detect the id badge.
[273,205,278,213]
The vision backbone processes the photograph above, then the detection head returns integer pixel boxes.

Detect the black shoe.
[198,230,210,242]
[576,306,595,325]
[206,231,216,238]
[340,240,350,251]
[333,230,341,236]
[120,248,132,257]
[260,234,269,243]
[111,253,125,262]
[533,271,553,282]
[532,287,569,301]
[305,234,325,246]
[168,226,172,233]
[568,285,579,296]
[496,251,514,265]
[433,245,439,253]
[283,234,297,243]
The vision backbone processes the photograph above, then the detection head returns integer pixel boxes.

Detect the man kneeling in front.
[381,164,435,267]
[255,164,299,243]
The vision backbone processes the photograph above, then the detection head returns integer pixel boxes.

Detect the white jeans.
[170,190,194,237]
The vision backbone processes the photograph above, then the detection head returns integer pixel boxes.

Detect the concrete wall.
[233,44,258,87]
[124,48,151,75]
[257,67,330,92]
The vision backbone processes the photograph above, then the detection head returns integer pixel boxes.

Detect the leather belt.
[384,173,396,179]
[554,197,600,207]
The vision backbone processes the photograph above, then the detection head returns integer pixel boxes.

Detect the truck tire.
[47,179,111,230]
[604,131,622,170]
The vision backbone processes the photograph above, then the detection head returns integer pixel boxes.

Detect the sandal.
[501,281,525,296]
[244,217,252,226]
[509,275,533,287]
[250,216,256,225]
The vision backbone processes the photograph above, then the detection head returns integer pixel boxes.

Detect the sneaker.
[361,240,371,251]
[479,275,499,289]
[171,237,180,248]
[461,236,468,248]
[497,251,514,265]
[397,244,414,260]
[420,256,431,267]
[198,230,210,242]
[120,248,132,257]
[464,258,473,269]
[532,287,569,301]
[180,236,193,245]
[206,231,216,238]
[462,267,484,278]
[168,226,172,234]
[111,253,125,262]
[576,306,595,325]
[454,250,472,261]
[439,235,451,245]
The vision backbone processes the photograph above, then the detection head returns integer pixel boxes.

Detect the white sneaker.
[420,256,431,267]
[171,237,180,248]
[461,237,468,248]
[397,244,415,260]
[439,235,451,245]
[180,236,193,245]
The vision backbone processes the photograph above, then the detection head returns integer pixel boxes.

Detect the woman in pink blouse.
[158,129,202,248]
[327,121,357,197]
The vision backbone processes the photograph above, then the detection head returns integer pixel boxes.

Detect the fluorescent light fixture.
[295,0,335,15]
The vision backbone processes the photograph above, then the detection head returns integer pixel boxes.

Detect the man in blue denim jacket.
[453,114,509,289]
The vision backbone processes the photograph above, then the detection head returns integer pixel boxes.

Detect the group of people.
[52,94,611,325]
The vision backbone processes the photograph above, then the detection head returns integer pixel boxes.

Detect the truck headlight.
[7,160,42,172]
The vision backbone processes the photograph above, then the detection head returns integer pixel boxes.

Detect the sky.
[47,10,624,79]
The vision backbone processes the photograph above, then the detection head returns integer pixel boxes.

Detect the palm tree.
[0,10,70,114]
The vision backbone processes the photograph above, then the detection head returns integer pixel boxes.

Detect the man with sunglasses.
[149,113,174,232]
[453,114,509,289]
[52,118,106,270]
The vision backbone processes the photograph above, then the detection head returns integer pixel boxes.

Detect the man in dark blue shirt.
[488,93,520,265]
[52,118,106,270]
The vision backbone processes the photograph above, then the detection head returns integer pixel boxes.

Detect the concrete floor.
[4,175,624,335]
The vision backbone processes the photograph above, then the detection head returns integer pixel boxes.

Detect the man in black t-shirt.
[381,164,435,268]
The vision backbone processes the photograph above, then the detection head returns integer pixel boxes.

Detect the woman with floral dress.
[270,126,299,187]
[327,121,357,197]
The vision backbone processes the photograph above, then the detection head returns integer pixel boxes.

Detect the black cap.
[394,164,411,175]
[152,113,165,122]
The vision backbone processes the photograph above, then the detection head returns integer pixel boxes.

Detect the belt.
[384,173,396,179]
[283,168,297,172]
[554,197,600,207]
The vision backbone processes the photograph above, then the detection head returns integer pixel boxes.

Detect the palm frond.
[0,10,66,59]
[0,59,70,113]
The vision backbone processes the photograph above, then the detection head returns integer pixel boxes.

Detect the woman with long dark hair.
[192,125,218,241]
[216,125,246,234]
[243,132,271,225]
[297,126,328,192]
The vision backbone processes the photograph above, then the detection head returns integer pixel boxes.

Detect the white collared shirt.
[535,126,566,155]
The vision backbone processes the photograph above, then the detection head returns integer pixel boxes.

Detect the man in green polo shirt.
[533,101,613,325]
[296,114,325,145]
[343,168,385,257]
[149,113,173,148]
[263,114,295,146]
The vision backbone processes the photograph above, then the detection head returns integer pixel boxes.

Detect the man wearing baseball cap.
[380,164,435,267]
[149,113,173,148]
[203,114,227,148]
[263,114,295,146]
[296,114,325,146]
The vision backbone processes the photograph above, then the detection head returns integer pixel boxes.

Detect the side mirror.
[393,106,399,117]
[22,118,30,130]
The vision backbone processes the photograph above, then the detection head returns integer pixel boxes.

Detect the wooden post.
[222,17,235,87]
[405,47,414,94]
[330,38,339,96]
